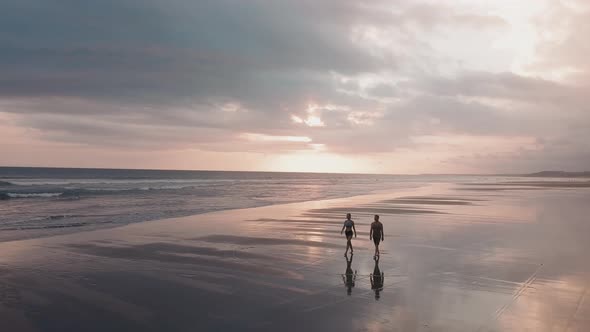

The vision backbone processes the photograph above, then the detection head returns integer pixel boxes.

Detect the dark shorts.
[373,237,381,246]
[345,230,353,238]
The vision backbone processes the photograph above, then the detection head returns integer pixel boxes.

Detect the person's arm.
[341,224,345,235]
[369,226,373,240]
[381,225,384,241]
[352,222,357,238]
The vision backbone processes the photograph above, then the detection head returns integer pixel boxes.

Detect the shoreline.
[0,182,432,244]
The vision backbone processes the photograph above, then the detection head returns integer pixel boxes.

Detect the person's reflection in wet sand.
[342,254,357,296]
[370,257,384,300]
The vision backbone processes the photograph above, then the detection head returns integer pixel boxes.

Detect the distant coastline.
[525,171,590,178]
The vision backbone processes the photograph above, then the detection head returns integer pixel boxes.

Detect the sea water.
[0,167,500,240]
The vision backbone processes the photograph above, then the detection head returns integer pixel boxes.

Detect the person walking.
[369,214,384,259]
[340,213,357,256]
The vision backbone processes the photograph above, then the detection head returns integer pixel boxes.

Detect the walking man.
[369,214,384,259]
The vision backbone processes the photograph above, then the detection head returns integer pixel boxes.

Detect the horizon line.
[0,165,575,177]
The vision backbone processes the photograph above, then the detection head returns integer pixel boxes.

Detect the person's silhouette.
[342,254,357,296]
[370,257,384,300]
[340,213,357,256]
[369,214,384,259]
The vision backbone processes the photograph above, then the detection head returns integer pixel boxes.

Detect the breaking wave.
[5,192,63,198]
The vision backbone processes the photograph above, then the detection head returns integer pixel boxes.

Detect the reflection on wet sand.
[342,254,357,296]
[0,183,589,331]
[370,258,384,300]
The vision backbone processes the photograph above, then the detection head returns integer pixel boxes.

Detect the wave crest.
[5,192,63,198]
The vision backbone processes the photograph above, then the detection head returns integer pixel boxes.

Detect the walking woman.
[340,213,357,256]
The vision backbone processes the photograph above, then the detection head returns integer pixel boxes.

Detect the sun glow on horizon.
[239,133,312,143]
[270,151,375,173]
[290,104,328,127]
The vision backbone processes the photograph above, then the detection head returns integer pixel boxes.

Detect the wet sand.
[1,183,590,331]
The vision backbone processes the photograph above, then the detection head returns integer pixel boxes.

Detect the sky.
[1,0,589,174]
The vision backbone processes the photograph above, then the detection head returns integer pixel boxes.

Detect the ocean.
[0,167,507,241]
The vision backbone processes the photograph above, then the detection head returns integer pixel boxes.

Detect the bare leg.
[376,244,380,256]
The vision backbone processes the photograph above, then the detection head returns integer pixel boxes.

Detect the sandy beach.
[1,182,589,331]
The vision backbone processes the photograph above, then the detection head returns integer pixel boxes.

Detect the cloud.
[530,1,590,74]
[406,71,583,104]
[0,0,588,172]
[0,0,510,103]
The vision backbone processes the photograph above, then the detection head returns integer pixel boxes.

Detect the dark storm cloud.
[0,0,396,150]
[0,0,510,104]
[0,0,405,151]
[0,0,386,102]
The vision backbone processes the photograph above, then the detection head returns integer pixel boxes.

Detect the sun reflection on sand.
[487,272,590,332]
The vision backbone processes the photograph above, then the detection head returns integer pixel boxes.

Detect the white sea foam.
[6,192,63,198]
